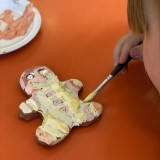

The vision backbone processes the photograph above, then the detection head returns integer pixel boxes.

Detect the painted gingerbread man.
[19,66,103,146]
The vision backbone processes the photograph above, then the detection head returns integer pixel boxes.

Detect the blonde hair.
[127,0,146,34]
[128,0,160,34]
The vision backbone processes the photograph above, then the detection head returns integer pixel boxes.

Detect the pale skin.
[114,0,160,94]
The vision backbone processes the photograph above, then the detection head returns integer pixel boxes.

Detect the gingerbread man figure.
[19,66,103,146]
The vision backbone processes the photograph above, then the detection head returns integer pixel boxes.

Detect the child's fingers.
[119,34,142,64]
[113,34,129,66]
[119,40,133,64]
[130,44,143,61]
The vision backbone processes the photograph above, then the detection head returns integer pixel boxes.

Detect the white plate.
[0,0,41,55]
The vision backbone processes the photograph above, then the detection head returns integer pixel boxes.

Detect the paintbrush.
[83,56,132,102]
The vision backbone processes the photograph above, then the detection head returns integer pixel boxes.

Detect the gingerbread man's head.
[20,66,59,96]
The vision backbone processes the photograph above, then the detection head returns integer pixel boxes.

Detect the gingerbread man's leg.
[36,114,70,146]
[80,102,103,126]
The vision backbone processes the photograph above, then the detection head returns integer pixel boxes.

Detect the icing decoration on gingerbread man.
[19,66,103,146]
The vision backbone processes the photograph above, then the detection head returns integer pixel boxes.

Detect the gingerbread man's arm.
[62,79,83,98]
[19,96,40,121]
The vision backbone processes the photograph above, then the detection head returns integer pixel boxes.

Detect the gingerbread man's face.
[19,66,103,146]
[20,66,59,95]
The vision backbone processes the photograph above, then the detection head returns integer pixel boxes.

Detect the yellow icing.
[43,83,82,113]
[24,80,97,136]
[42,115,70,134]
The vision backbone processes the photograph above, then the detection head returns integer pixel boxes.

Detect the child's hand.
[113,32,143,73]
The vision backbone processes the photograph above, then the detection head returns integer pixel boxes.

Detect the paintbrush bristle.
[83,91,97,102]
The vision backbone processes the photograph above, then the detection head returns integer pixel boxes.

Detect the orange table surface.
[1,0,160,160]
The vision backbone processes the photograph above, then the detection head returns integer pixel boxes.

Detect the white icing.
[20,102,32,113]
